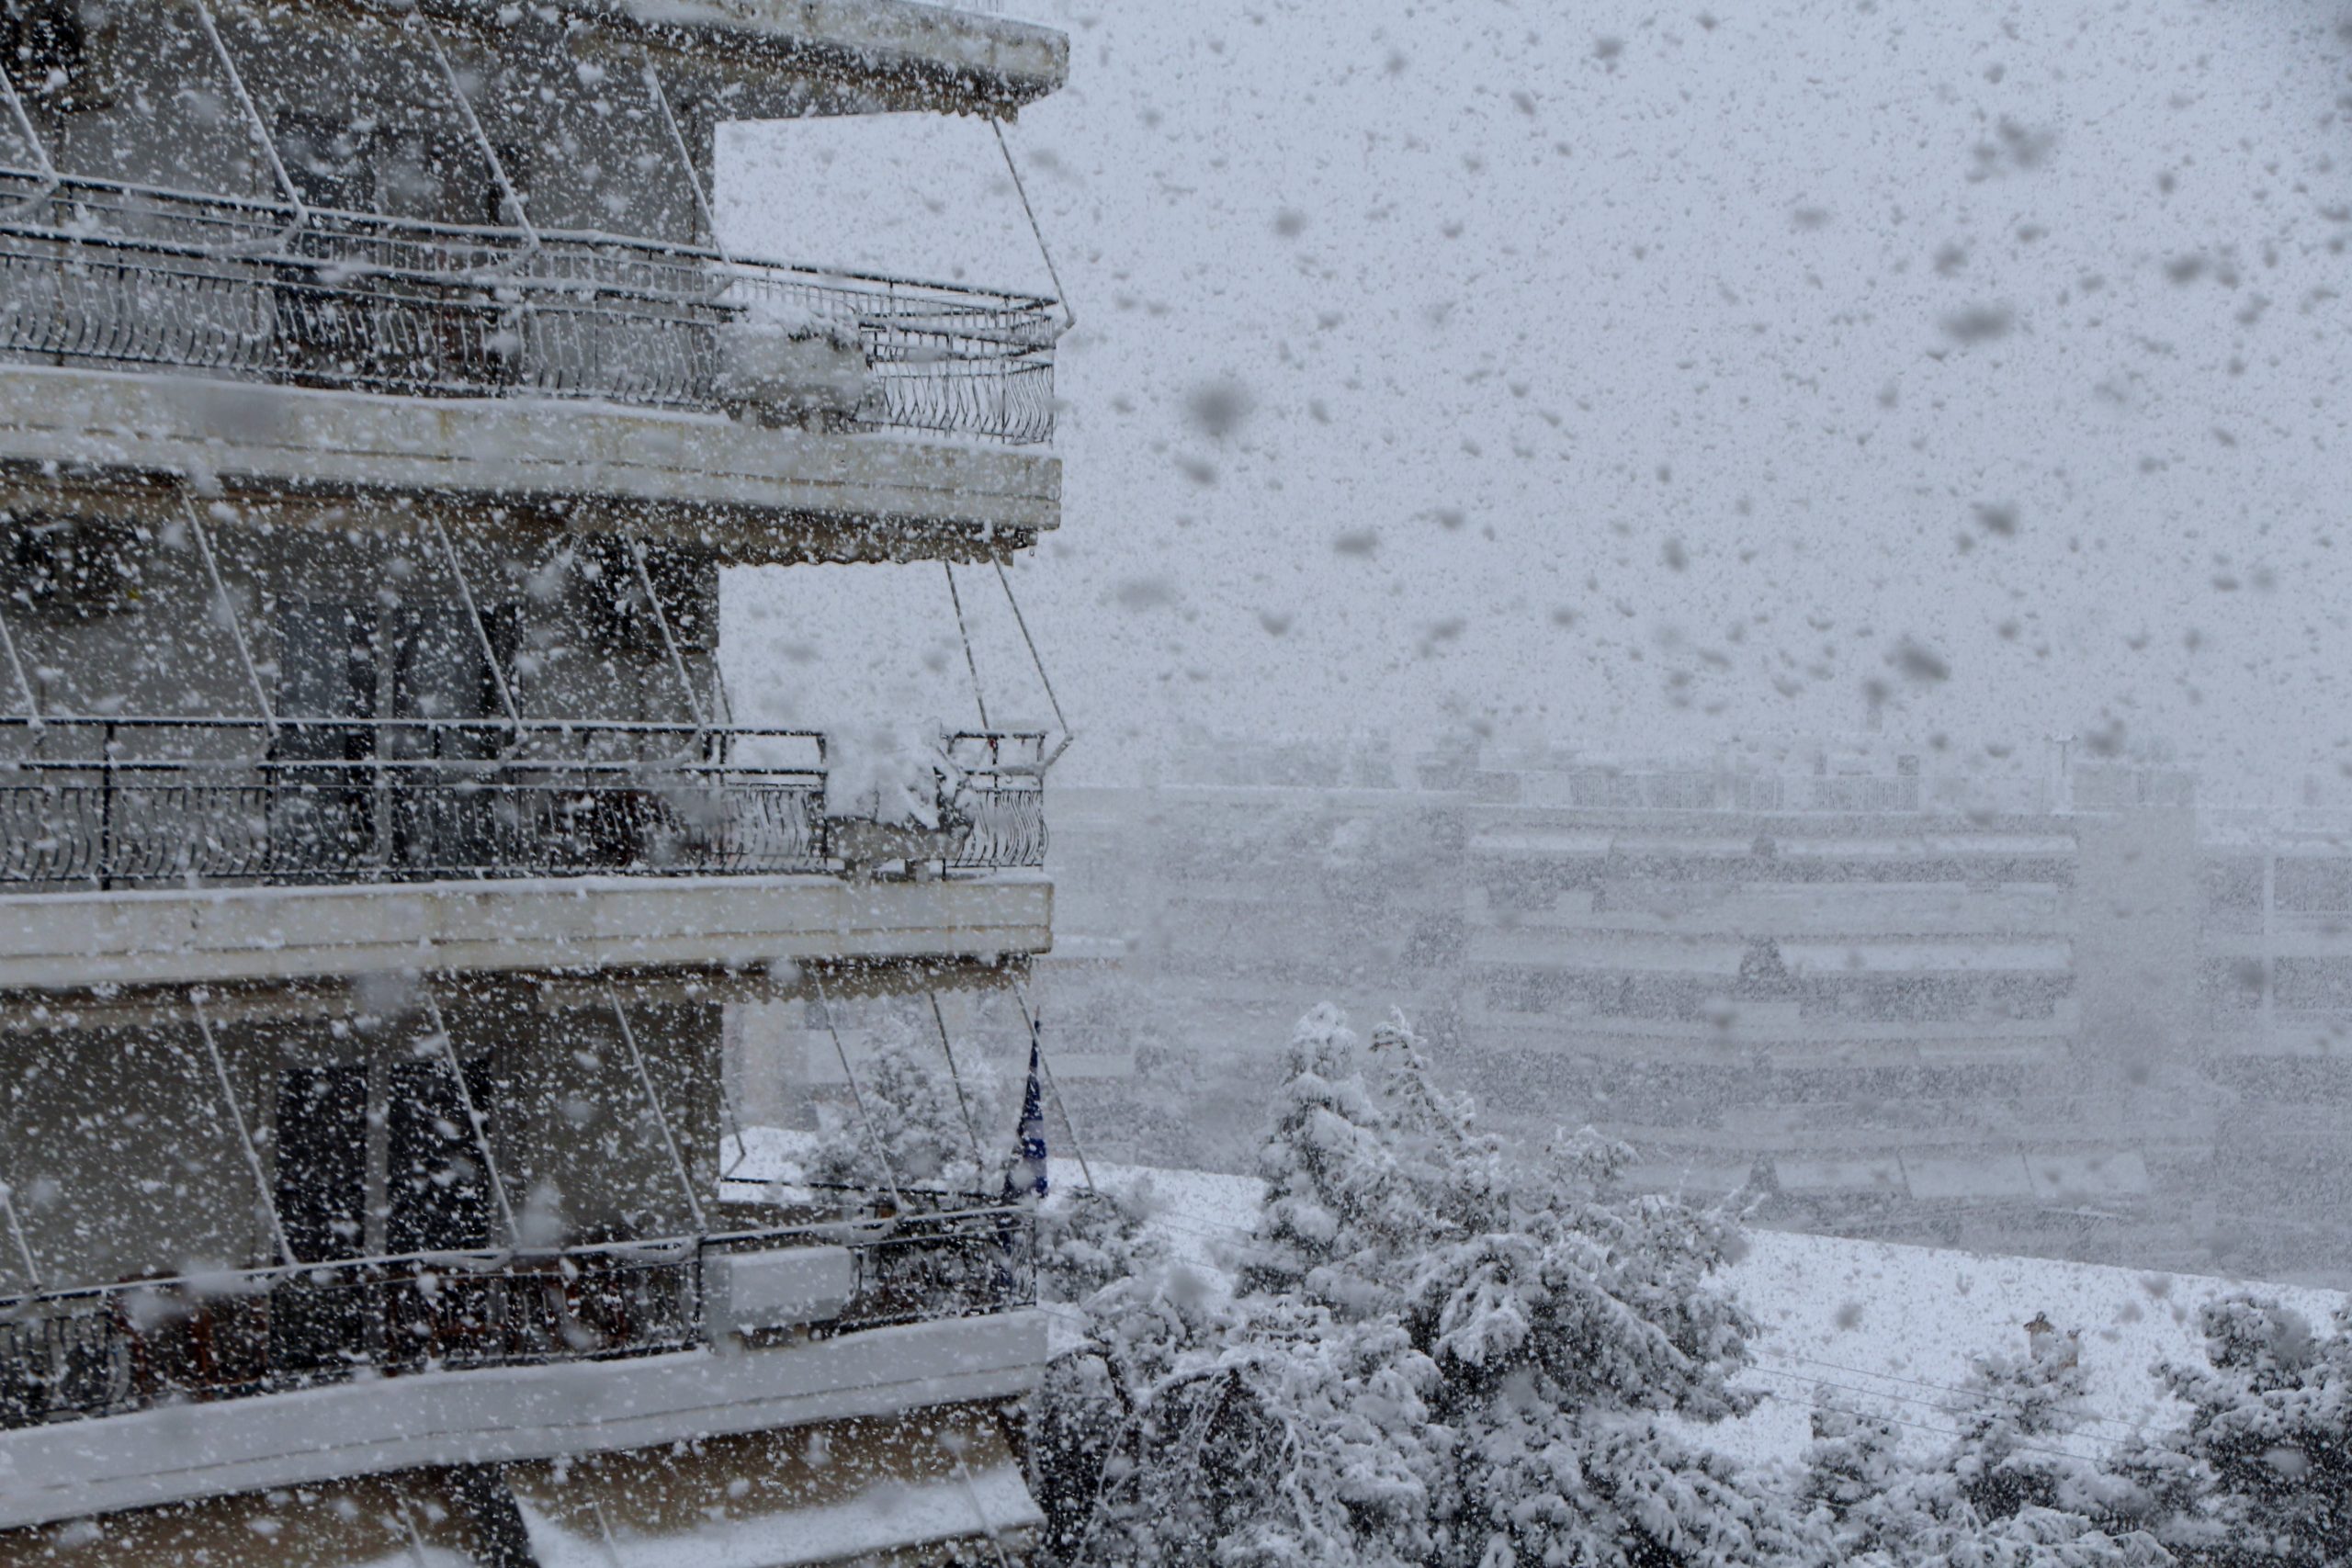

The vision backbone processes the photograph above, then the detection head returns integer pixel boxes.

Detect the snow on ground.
[729,1132,2348,1468]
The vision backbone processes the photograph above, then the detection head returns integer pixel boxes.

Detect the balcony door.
[273,600,514,879]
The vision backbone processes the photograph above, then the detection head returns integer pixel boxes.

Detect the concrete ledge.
[0,1309,1047,1530]
[0,367,1058,561]
[605,0,1069,107]
[0,872,1051,991]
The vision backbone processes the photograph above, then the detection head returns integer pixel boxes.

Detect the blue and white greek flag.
[1003,1031,1050,1202]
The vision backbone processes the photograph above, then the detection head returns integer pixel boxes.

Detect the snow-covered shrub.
[2125,1295,2352,1567]
[806,1002,1002,1196]
[1794,1345,2167,1567]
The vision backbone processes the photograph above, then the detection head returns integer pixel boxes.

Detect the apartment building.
[0,1,1066,1561]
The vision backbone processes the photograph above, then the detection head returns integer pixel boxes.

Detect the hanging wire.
[1011,976,1095,1191]
[992,120,1075,334]
[944,563,993,731]
[993,559,1073,771]
[812,976,904,1216]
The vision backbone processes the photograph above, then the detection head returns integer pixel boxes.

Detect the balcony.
[0,171,1054,444]
[0,720,1043,889]
[0,174,1062,553]
[0,722,1054,988]
[0,1195,1044,1529]
[0,1194,1025,1431]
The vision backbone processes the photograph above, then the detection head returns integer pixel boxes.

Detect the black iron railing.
[0,1202,1035,1429]
[0,170,1057,445]
[0,719,1046,887]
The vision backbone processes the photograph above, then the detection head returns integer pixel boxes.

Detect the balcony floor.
[0,366,1057,563]
[0,870,1050,992]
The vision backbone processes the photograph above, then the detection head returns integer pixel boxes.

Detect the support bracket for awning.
[191,989,300,1269]
[927,989,989,1179]
[423,984,520,1247]
[627,534,709,737]
[812,976,904,1219]
[414,17,541,256]
[0,1150,41,1290]
[0,591,40,725]
[944,563,992,733]
[430,519,522,733]
[188,0,310,250]
[994,559,1074,772]
[179,491,278,739]
[606,979,707,1235]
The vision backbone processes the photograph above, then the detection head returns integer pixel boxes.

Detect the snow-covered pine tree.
[1404,1127,1799,1567]
[1239,1003,1422,1314]
[2131,1294,2352,1568]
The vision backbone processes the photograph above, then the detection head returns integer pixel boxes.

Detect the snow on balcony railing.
[0,171,1058,445]
[0,1197,1035,1430]
[0,719,1046,888]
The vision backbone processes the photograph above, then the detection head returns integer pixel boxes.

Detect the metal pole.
[0,594,39,723]
[0,1154,42,1290]
[991,121,1076,334]
[428,520,520,731]
[0,57,61,214]
[927,989,988,1178]
[181,494,278,738]
[638,52,732,264]
[1012,977,1094,1191]
[416,19,540,251]
[422,985,518,1247]
[191,991,299,1268]
[605,980,708,1235]
[948,1439,1018,1568]
[626,535,708,734]
[811,976,902,1215]
[189,0,311,233]
[943,564,991,731]
[992,559,1073,770]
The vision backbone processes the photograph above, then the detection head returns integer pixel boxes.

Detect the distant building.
[0,1,1068,1560]
[1041,739,2352,1285]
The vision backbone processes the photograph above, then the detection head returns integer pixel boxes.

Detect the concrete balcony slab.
[0,367,1057,564]
[0,871,1050,992]
[0,1309,1046,1531]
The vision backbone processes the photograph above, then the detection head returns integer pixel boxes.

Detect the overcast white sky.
[722,0,2352,797]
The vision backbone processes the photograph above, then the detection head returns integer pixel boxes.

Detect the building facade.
[0,1,1067,1561]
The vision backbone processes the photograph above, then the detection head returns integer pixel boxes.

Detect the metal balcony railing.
[0,170,1057,445]
[0,719,1046,889]
[0,1199,1035,1430]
